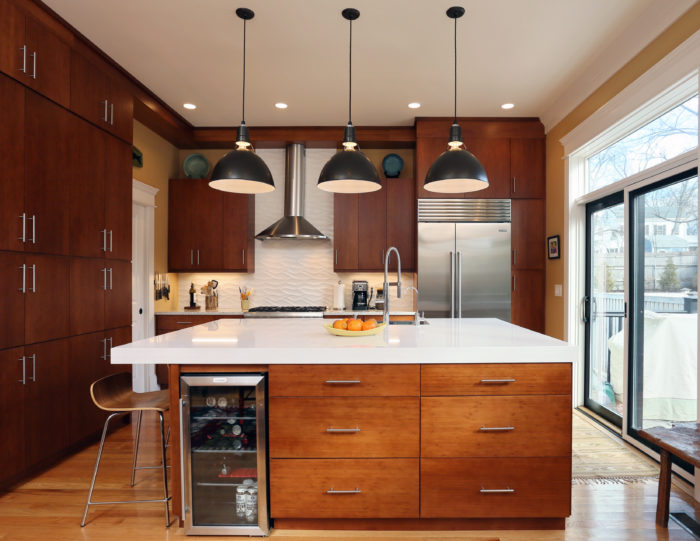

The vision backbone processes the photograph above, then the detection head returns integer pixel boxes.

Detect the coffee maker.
[352,280,369,311]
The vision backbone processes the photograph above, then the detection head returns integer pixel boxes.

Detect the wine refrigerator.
[180,374,268,535]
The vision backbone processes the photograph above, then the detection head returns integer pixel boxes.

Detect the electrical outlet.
[554,284,563,297]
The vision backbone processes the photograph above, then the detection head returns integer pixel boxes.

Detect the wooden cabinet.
[168,178,255,272]
[386,176,416,272]
[105,259,132,330]
[512,199,545,270]
[155,314,242,335]
[511,269,545,333]
[69,258,105,335]
[333,194,358,271]
[0,74,25,252]
[103,134,133,260]
[511,138,545,198]
[0,346,25,487]
[0,252,26,349]
[68,331,108,443]
[24,254,69,344]
[0,1,25,82]
[358,179,387,270]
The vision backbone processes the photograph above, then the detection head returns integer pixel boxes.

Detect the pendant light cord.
[242,18,247,124]
[453,15,457,124]
[348,18,353,124]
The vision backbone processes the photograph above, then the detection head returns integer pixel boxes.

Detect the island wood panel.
[269,364,419,397]
[421,395,571,457]
[421,363,571,396]
[269,397,419,458]
[0,346,25,488]
[0,74,25,252]
[420,457,571,518]
[270,458,419,518]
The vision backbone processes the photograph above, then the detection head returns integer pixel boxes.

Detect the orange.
[332,319,348,330]
[347,319,363,332]
[362,319,377,331]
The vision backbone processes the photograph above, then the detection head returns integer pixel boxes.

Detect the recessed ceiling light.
[183,103,196,110]
[275,102,288,109]
[501,103,514,110]
[408,102,421,109]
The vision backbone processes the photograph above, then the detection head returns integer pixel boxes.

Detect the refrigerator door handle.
[179,398,187,522]
[449,251,455,318]
[457,251,462,319]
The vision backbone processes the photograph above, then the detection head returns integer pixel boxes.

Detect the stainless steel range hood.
[255,143,328,240]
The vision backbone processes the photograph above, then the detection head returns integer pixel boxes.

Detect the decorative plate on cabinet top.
[183,153,210,179]
[381,153,404,178]
[324,322,387,337]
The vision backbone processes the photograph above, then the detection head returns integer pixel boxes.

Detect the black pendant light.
[210,8,274,194]
[424,6,488,193]
[318,8,381,194]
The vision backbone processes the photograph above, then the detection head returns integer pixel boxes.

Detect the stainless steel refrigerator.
[417,199,511,320]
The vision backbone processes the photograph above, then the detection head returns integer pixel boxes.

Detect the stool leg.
[158,411,171,527]
[130,410,143,487]
[657,449,672,527]
[81,412,120,527]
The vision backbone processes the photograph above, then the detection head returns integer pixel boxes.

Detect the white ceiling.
[44,0,692,128]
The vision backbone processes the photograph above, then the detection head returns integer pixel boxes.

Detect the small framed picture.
[547,235,561,260]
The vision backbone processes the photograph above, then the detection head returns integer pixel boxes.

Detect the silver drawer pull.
[325,380,361,384]
[480,378,516,383]
[480,486,514,494]
[480,426,515,432]
[177,321,193,325]
[327,488,361,494]
[326,427,360,433]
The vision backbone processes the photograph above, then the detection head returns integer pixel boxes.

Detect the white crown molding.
[133,179,159,207]
[541,0,696,133]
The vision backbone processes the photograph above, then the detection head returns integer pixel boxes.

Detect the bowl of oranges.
[324,317,386,337]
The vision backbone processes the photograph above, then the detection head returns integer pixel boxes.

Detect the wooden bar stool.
[81,372,171,527]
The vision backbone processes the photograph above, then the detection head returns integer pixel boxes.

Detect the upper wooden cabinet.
[0,0,70,107]
[0,74,25,252]
[511,199,545,270]
[168,178,255,272]
[334,176,416,272]
[70,50,133,143]
[511,138,545,198]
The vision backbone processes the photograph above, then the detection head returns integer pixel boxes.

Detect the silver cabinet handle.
[108,230,113,252]
[176,321,193,325]
[480,378,516,383]
[109,103,114,125]
[30,51,37,79]
[512,177,516,193]
[196,249,200,265]
[29,354,36,382]
[19,264,26,293]
[101,229,107,252]
[327,488,361,494]
[19,45,27,73]
[108,337,113,359]
[513,249,517,266]
[242,249,245,265]
[480,486,514,494]
[381,249,385,265]
[326,427,360,433]
[108,268,113,290]
[480,426,515,432]
[29,215,36,243]
[449,251,455,319]
[335,249,338,265]
[102,100,109,123]
[190,249,194,265]
[513,275,516,292]
[179,398,187,522]
[457,251,462,319]
[325,379,361,384]
[19,356,26,384]
[29,264,36,292]
[19,213,26,242]
[102,268,108,290]
[100,338,108,360]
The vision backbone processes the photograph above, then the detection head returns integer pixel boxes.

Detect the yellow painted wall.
[132,120,180,311]
[545,3,700,340]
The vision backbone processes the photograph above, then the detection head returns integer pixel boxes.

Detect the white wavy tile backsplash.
[177,148,414,312]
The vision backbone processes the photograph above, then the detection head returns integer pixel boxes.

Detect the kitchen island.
[112,318,575,532]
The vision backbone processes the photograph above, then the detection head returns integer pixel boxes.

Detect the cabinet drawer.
[421,363,571,396]
[421,457,570,518]
[155,315,217,331]
[421,395,571,457]
[269,397,419,458]
[269,364,419,397]
[270,458,418,518]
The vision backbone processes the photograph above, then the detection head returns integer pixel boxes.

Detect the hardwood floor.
[0,412,698,540]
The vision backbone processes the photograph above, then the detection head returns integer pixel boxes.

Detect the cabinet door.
[0,253,25,349]
[24,338,69,468]
[0,1,25,79]
[416,138,462,199]
[69,117,105,258]
[462,138,510,199]
[511,269,544,333]
[107,326,132,375]
[333,194,358,271]
[68,331,106,443]
[104,134,132,261]
[25,91,71,255]
[386,176,415,271]
[511,199,545,269]
[25,254,69,344]
[0,346,25,487]
[223,193,254,271]
[190,179,223,270]
[105,259,131,330]
[168,178,195,271]
[24,15,70,107]
[358,178,386,271]
[108,76,133,143]
[70,51,109,129]
[69,257,105,336]
[0,74,25,251]
[511,138,545,199]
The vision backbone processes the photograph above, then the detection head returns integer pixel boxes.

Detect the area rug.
[572,409,659,484]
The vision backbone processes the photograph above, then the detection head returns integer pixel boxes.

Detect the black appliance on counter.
[352,281,370,311]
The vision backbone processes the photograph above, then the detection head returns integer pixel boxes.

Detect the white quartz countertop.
[155,311,414,317]
[113,318,575,365]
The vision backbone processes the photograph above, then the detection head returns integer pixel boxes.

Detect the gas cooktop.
[244,306,327,318]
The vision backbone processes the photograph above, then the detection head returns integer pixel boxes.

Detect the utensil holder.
[241,299,250,312]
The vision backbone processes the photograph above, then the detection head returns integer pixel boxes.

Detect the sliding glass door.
[628,170,698,438]
[584,193,625,426]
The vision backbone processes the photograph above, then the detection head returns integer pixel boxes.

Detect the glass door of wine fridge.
[180,374,268,535]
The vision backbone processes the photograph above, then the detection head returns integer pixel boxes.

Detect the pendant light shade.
[318,8,381,194]
[209,8,274,195]
[424,7,488,194]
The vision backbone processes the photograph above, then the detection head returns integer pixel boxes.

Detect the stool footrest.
[87,497,171,506]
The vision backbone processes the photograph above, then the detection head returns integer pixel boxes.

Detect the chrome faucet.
[404,286,421,325]
[383,247,402,324]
